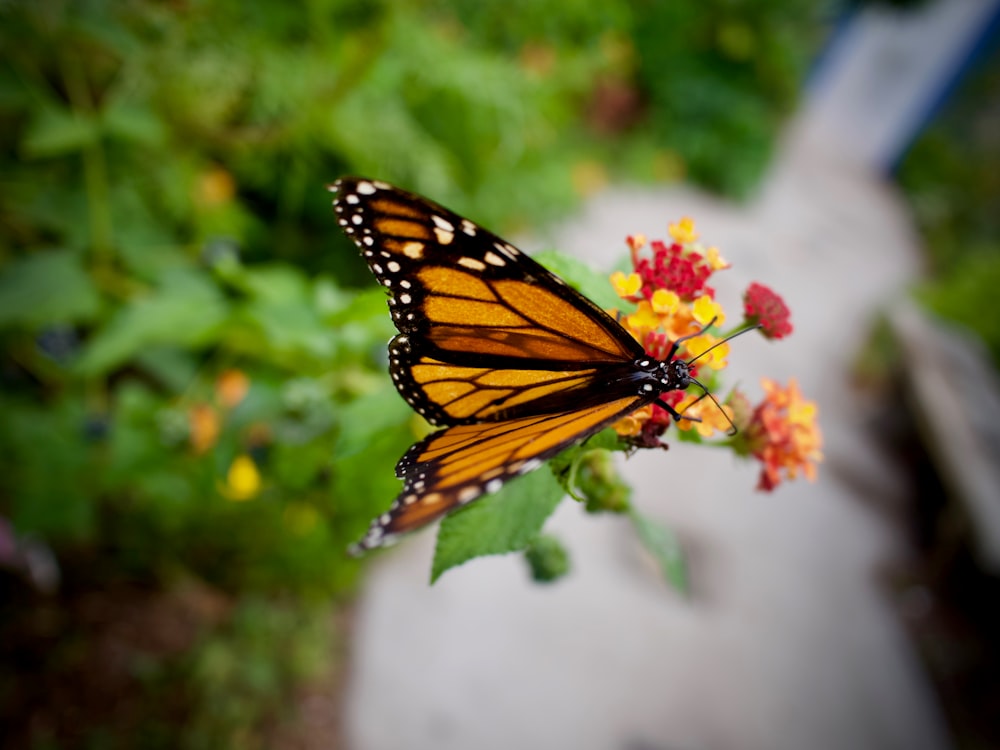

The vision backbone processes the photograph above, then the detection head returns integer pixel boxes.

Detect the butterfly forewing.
[332,178,641,352]
[330,177,664,553]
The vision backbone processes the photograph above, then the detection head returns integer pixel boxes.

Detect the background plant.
[896,35,1000,365]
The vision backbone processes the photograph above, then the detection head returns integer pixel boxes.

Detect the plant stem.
[60,52,114,266]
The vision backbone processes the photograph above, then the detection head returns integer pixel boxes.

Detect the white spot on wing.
[458,257,487,271]
[458,487,480,504]
[432,215,455,232]
[519,458,542,474]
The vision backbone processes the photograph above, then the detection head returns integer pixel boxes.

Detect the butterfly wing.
[330,177,647,425]
[330,177,657,552]
[349,395,646,553]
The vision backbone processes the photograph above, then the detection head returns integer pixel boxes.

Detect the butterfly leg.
[654,397,703,424]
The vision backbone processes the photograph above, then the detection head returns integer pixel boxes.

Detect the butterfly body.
[330,178,694,553]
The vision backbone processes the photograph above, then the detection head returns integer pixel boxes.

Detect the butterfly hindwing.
[348,395,647,553]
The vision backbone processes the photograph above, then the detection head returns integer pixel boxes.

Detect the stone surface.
[889,300,1000,574]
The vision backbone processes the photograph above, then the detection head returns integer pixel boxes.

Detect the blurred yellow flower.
[611,271,642,298]
[650,288,680,315]
[684,334,729,370]
[197,165,235,207]
[613,404,652,438]
[705,246,731,271]
[625,300,661,333]
[675,395,734,438]
[220,454,261,501]
[692,294,725,326]
[668,216,698,244]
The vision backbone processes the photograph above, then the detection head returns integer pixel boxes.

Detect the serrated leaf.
[534,250,622,311]
[431,468,564,582]
[76,269,229,375]
[0,250,100,328]
[628,507,688,594]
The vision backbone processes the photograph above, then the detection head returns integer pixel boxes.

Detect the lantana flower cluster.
[608,218,821,491]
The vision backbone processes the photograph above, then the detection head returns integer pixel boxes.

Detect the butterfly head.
[658,358,692,392]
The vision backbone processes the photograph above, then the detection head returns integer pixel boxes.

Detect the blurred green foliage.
[0,0,820,746]
[631,0,821,196]
[897,35,1000,365]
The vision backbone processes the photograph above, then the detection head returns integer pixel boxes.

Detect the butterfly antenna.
[664,321,760,436]
[687,377,738,436]
[685,323,762,366]
[665,317,717,361]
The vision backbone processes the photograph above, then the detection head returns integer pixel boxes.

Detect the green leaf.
[22,107,101,158]
[0,249,101,328]
[534,250,622,311]
[134,346,199,392]
[431,467,565,583]
[0,396,97,541]
[241,265,310,303]
[333,385,414,460]
[628,507,688,594]
[330,419,419,540]
[76,268,229,375]
[101,101,167,146]
[242,296,336,364]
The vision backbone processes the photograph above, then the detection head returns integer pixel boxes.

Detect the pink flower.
[743,283,792,339]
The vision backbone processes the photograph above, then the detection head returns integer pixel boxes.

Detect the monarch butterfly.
[331,177,709,554]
